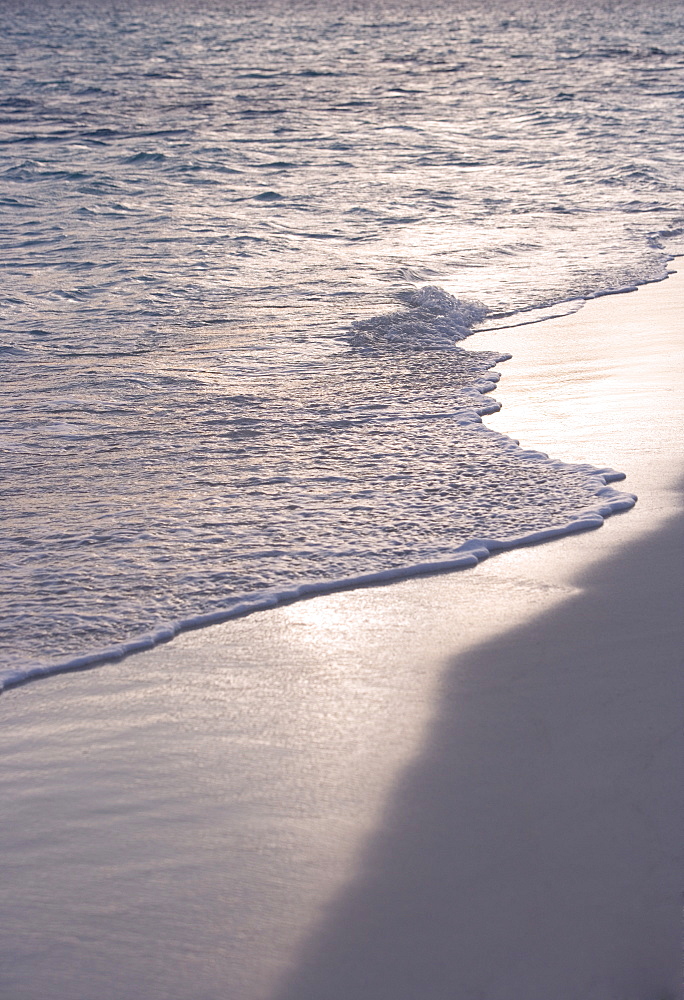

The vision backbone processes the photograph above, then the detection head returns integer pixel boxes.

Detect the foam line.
[0,371,637,695]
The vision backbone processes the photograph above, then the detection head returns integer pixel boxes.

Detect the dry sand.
[1,270,682,1000]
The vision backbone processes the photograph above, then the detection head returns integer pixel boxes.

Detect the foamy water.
[1,0,683,685]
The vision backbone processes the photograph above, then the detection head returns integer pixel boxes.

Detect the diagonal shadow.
[272,503,684,1000]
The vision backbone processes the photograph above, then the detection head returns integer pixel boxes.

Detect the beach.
[1,270,682,1000]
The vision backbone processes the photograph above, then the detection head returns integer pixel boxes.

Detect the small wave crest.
[0,467,636,695]
[348,286,488,350]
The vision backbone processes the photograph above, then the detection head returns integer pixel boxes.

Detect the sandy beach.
[1,270,682,1000]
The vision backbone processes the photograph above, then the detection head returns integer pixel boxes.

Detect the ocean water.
[2,0,683,686]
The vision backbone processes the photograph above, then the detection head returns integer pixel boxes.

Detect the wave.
[0,351,636,694]
[349,287,488,350]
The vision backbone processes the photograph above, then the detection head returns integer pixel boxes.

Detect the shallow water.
[1,0,683,679]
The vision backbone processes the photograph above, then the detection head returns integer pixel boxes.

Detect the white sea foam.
[349,288,488,350]
[0,371,636,693]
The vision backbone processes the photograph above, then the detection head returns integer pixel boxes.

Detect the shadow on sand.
[273,506,684,1000]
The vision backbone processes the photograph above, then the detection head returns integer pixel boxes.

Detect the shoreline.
[1,269,682,999]
[5,266,672,695]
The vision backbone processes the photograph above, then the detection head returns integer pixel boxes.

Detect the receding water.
[1,0,683,681]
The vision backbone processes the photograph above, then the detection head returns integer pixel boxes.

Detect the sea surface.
[2,0,683,686]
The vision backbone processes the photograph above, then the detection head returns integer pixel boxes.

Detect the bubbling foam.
[349,287,488,350]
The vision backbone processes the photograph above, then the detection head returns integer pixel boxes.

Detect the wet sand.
[1,269,682,1000]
